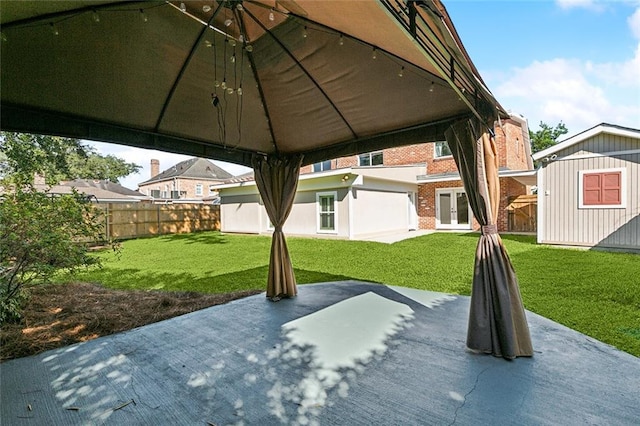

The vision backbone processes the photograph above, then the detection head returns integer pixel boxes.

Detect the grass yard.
[57,231,640,357]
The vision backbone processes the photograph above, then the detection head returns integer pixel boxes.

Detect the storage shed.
[533,124,639,251]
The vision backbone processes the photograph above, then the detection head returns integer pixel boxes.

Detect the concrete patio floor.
[1,281,638,425]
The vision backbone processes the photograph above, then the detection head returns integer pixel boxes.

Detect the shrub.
[0,186,111,323]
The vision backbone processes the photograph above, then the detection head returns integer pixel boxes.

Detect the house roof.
[139,158,233,186]
[532,123,640,161]
[219,171,256,185]
[63,179,147,197]
[36,179,148,202]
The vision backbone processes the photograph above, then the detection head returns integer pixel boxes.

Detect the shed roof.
[532,123,640,161]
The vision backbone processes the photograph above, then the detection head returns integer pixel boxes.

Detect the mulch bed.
[0,282,261,362]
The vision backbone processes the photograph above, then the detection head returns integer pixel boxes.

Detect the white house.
[217,165,424,240]
[533,123,639,252]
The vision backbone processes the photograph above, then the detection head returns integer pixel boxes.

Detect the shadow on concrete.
[2,282,638,425]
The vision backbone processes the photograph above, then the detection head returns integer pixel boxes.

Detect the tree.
[0,132,121,323]
[0,188,106,322]
[67,151,141,183]
[0,132,141,184]
[529,121,568,154]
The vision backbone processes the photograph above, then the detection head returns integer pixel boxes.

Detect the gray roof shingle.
[139,158,234,185]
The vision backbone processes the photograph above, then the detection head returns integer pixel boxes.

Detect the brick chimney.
[150,159,159,178]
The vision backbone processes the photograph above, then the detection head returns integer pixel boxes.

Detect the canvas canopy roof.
[0,1,532,359]
[1,0,505,166]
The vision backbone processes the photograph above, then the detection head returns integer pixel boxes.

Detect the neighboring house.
[35,178,149,203]
[138,158,233,204]
[217,113,536,239]
[533,123,639,252]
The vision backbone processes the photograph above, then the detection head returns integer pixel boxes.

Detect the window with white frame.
[195,183,203,196]
[434,141,452,158]
[579,168,626,208]
[316,192,337,232]
[358,151,383,166]
[313,160,332,172]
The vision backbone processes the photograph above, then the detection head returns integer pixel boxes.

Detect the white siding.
[351,189,408,238]
[280,189,350,237]
[220,194,262,234]
[218,172,418,240]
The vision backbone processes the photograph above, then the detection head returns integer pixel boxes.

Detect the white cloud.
[586,43,640,87]
[555,0,604,11]
[495,56,639,135]
[628,5,640,39]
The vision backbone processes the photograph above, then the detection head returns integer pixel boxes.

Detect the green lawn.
[61,232,640,357]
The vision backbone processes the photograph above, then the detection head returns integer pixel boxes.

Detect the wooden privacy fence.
[97,203,220,240]
[507,195,537,233]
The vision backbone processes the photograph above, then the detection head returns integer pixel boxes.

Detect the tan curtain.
[252,154,303,301]
[445,118,533,359]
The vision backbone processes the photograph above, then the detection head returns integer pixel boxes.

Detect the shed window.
[317,192,337,232]
[579,168,625,208]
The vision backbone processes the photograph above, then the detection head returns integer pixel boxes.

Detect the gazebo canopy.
[1,1,532,359]
[0,0,505,166]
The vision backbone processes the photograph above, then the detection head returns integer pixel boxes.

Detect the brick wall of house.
[336,156,358,168]
[417,181,438,230]
[138,178,219,199]
[424,142,458,174]
[418,177,527,232]
[417,180,480,231]
[377,144,430,166]
[302,143,430,174]
[295,116,531,176]
[495,118,531,171]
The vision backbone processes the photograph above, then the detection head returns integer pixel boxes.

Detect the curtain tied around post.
[481,224,498,235]
[252,154,303,301]
[445,117,533,359]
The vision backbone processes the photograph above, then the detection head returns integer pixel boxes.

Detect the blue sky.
[90,0,640,190]
[446,0,639,133]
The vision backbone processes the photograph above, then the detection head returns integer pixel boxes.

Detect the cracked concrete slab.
[1,281,638,425]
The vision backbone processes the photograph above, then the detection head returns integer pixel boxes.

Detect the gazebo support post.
[445,117,533,359]
[252,154,303,301]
